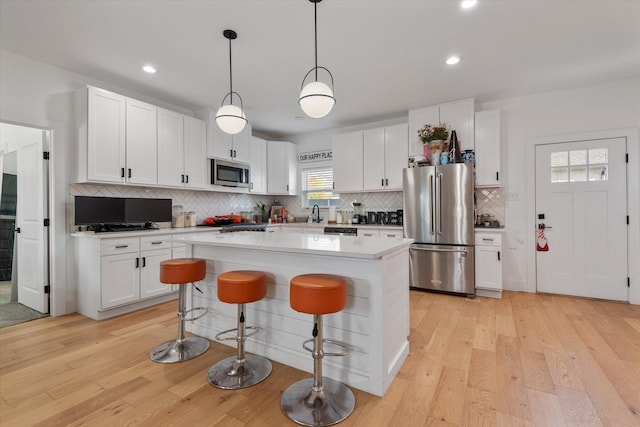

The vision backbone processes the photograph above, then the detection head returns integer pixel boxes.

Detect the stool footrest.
[180,306,208,322]
[302,338,349,357]
[215,326,261,341]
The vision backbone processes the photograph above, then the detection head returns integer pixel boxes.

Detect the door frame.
[1,111,65,316]
[526,127,640,304]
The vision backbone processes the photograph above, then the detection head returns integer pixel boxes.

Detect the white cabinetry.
[408,98,475,157]
[157,110,207,188]
[474,109,502,186]
[363,124,408,191]
[200,108,251,163]
[267,140,297,195]
[77,234,177,320]
[249,136,267,194]
[332,131,363,192]
[125,98,158,185]
[475,231,503,298]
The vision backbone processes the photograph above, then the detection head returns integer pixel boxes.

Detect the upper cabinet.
[77,85,205,189]
[408,98,475,157]
[474,109,502,186]
[333,124,407,193]
[363,123,408,191]
[332,131,363,192]
[77,86,127,183]
[199,108,251,163]
[249,136,267,194]
[267,140,297,195]
[157,111,207,189]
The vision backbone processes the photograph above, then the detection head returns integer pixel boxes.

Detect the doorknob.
[14,227,21,233]
[538,223,553,230]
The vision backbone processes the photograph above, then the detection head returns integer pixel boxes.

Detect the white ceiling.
[1,0,639,138]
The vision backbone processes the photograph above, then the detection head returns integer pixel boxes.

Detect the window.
[301,167,339,208]
[550,148,608,183]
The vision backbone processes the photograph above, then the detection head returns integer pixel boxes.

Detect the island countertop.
[173,231,414,259]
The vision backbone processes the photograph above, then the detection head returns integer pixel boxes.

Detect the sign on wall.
[298,150,333,163]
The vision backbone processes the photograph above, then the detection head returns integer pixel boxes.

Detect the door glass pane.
[569,166,587,182]
[589,148,607,164]
[551,167,568,183]
[589,165,608,181]
[569,150,587,166]
[551,151,568,167]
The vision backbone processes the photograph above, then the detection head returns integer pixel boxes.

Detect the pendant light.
[216,29,247,135]
[299,0,335,119]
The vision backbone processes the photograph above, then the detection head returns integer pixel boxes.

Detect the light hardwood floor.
[1,290,639,426]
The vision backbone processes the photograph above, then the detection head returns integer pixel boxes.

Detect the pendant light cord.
[228,36,234,103]
[314,0,318,81]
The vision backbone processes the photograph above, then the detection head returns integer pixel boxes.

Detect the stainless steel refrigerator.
[403,164,475,296]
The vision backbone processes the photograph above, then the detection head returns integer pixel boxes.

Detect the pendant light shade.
[217,30,247,135]
[299,0,335,119]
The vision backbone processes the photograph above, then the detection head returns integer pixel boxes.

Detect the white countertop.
[71,227,220,239]
[174,231,414,259]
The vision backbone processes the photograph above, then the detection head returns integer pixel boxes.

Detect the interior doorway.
[0,122,50,327]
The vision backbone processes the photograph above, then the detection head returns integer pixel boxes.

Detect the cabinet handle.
[115,245,129,249]
[185,175,189,184]
[181,174,185,183]
[121,167,125,178]
[482,238,494,242]
[135,257,139,268]
[497,251,501,261]
[381,178,384,186]
[128,168,132,178]
[151,241,162,245]
[286,184,289,191]
[386,178,389,186]
[496,171,499,181]
[230,149,233,157]
[233,149,237,158]
[142,257,146,267]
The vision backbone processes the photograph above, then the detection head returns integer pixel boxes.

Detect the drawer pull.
[151,241,163,245]
[482,238,494,242]
[115,245,129,249]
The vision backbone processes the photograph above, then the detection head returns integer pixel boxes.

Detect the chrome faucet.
[311,204,321,223]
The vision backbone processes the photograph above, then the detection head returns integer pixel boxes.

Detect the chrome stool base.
[150,336,210,364]
[207,353,272,389]
[281,377,355,427]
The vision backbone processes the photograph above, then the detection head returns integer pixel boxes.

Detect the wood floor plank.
[525,388,567,427]
[2,290,640,426]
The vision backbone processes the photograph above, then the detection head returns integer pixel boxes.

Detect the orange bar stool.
[207,270,272,389]
[150,258,210,364]
[281,274,355,427]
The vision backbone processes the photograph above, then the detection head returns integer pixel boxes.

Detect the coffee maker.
[351,201,366,224]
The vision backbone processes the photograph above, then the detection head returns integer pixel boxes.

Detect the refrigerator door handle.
[437,172,443,235]
[429,174,435,235]
[411,245,469,255]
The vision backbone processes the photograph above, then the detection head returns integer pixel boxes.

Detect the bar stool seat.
[207,270,272,389]
[281,274,355,427]
[149,258,210,364]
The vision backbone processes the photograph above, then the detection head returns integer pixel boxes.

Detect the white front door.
[16,133,49,313]
[535,137,628,301]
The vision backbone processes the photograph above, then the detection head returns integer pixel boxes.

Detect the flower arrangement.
[418,123,450,150]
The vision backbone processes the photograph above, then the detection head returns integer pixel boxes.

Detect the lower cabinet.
[474,231,503,298]
[77,234,178,320]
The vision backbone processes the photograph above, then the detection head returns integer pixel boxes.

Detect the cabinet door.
[183,116,207,188]
[206,110,234,160]
[87,87,126,183]
[384,123,409,190]
[267,140,290,194]
[140,248,173,299]
[286,141,298,195]
[249,136,267,193]
[126,98,158,185]
[332,131,363,192]
[360,229,380,238]
[157,108,184,187]
[408,105,439,157]
[474,109,501,186]
[100,252,140,309]
[380,230,404,238]
[439,98,475,151]
[363,127,386,191]
[231,124,251,163]
[475,245,502,291]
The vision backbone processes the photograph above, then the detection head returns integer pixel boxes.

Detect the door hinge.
[627,215,630,225]
[43,151,50,160]
[44,285,50,294]
[44,218,50,226]
[628,277,631,288]
[626,153,629,163]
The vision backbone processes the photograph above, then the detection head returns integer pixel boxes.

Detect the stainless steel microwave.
[211,158,250,188]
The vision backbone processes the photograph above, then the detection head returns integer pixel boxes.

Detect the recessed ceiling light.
[446,56,461,65]
[142,65,156,74]
[461,0,478,9]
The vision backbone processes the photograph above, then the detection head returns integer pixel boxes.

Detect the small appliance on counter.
[351,201,365,224]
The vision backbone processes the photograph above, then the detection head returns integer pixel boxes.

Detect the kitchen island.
[174,231,413,397]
